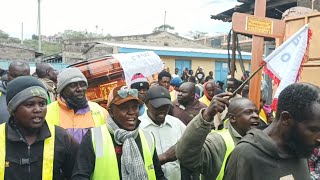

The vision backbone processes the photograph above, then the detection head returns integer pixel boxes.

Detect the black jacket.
[71,129,167,180]
[4,119,79,180]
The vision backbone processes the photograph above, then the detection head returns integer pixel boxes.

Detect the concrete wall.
[298,0,320,10]
[84,45,114,59]
[62,31,213,64]
[0,44,35,61]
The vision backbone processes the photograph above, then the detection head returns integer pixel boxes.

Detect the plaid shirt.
[309,147,320,180]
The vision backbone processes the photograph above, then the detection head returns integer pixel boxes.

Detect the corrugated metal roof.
[98,42,251,55]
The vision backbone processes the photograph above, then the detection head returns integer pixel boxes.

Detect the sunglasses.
[117,88,139,98]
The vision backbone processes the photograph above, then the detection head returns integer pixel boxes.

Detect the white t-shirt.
[139,112,186,180]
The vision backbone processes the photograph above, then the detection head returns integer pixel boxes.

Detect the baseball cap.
[170,77,183,87]
[107,85,144,108]
[146,86,172,108]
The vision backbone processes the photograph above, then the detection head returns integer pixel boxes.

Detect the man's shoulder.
[88,101,107,111]
[165,115,186,127]
[139,114,152,127]
[231,140,262,160]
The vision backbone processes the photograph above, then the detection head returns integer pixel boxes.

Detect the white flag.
[263,24,311,108]
[112,51,164,86]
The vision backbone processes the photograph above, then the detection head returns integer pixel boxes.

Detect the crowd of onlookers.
[0,61,320,180]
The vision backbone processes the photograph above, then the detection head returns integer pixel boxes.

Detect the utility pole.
[21,22,24,45]
[163,11,167,31]
[37,0,42,52]
[312,0,315,10]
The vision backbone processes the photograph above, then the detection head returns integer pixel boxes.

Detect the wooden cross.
[231,0,285,108]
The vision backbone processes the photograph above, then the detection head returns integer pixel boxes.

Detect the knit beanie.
[6,76,48,114]
[56,68,88,94]
[130,73,149,90]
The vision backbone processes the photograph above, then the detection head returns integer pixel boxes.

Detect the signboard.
[232,12,285,38]
[246,16,273,34]
[112,51,164,86]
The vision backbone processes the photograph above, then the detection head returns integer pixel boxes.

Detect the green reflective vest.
[45,101,105,127]
[0,122,55,180]
[91,124,156,180]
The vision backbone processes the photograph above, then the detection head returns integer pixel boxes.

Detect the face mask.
[61,93,88,110]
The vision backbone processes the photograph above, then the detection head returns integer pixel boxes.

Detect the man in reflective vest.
[72,85,166,180]
[0,76,79,180]
[176,95,260,180]
[46,68,107,143]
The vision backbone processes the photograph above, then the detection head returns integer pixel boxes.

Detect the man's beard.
[284,129,315,158]
[61,93,88,110]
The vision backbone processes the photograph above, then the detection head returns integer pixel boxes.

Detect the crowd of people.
[0,60,320,180]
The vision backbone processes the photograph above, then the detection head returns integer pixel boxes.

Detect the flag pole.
[231,62,266,98]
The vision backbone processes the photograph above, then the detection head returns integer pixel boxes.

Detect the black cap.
[146,86,172,108]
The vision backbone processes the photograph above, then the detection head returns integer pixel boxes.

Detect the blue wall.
[118,47,252,60]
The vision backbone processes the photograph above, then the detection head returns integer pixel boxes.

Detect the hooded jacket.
[223,128,310,180]
[0,81,9,124]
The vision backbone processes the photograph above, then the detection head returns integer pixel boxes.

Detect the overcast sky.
[0,0,241,39]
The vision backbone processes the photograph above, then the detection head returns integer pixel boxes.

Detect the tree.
[0,30,9,40]
[61,29,107,39]
[186,31,208,39]
[32,34,39,40]
[153,24,175,33]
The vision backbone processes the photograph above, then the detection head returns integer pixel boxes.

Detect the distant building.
[62,31,213,63]
[194,34,254,52]
[42,34,63,43]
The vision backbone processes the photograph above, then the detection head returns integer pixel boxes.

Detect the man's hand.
[202,92,232,122]
[158,145,177,165]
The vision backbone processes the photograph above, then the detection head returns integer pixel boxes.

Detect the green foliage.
[0,30,9,39]
[186,31,208,39]
[153,24,175,33]
[23,39,61,55]
[61,29,109,39]
[32,34,39,40]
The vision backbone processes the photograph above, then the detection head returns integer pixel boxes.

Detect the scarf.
[60,93,88,110]
[106,115,148,180]
[203,82,213,101]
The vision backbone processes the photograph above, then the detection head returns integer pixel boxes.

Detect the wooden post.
[231,30,236,78]
[248,0,267,108]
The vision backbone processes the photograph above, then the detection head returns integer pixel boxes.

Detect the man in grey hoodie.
[224,83,320,180]
[0,61,30,124]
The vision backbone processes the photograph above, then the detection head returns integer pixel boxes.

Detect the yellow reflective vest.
[0,123,55,180]
[208,129,235,180]
[199,96,211,106]
[170,90,178,101]
[45,101,105,127]
[90,124,156,180]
